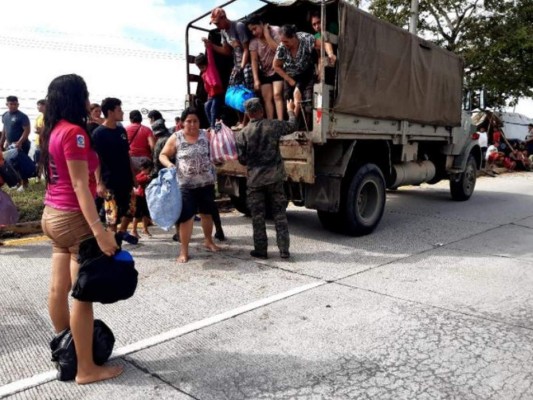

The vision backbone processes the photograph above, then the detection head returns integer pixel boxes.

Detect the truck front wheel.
[344,163,386,236]
[449,155,476,201]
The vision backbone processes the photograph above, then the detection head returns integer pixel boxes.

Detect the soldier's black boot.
[280,250,290,259]
[250,250,268,259]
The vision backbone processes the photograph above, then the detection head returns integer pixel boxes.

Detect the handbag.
[145,167,182,230]
[210,122,238,164]
[204,46,224,96]
[225,85,255,113]
[50,319,115,381]
[72,234,138,304]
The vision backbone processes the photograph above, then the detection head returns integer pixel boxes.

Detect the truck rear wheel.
[344,163,386,236]
[227,177,251,216]
[317,164,386,236]
[317,210,345,233]
[450,155,476,201]
[230,195,250,216]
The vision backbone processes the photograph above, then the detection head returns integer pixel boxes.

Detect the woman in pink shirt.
[40,74,123,384]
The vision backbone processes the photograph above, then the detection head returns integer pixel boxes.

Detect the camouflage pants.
[247,181,289,253]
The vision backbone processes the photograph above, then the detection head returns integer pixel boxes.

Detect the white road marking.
[0,280,325,398]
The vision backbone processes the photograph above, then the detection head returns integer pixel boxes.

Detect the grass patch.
[7,179,45,223]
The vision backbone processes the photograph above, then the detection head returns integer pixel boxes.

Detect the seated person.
[485,141,504,173]
[509,147,531,171]
[309,10,337,82]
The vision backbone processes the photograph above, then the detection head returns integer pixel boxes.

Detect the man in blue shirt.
[1,96,32,190]
[1,96,31,154]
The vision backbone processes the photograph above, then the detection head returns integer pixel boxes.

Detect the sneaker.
[16,185,25,192]
[250,250,268,259]
[118,231,139,245]
[280,250,290,259]
[172,233,180,242]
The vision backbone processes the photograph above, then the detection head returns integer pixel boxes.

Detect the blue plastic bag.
[225,85,255,113]
[145,168,182,231]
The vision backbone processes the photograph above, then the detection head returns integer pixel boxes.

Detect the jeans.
[205,95,223,129]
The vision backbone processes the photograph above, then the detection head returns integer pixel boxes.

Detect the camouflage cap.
[244,97,263,114]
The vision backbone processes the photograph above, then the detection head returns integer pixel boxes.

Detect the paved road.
[1,172,533,399]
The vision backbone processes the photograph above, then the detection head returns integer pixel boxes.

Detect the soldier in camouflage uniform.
[236,98,297,259]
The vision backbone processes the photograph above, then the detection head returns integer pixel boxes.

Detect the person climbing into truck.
[273,24,321,125]
[203,7,252,131]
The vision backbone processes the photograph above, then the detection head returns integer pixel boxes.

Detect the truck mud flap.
[217,174,242,198]
[280,138,315,184]
[305,175,342,212]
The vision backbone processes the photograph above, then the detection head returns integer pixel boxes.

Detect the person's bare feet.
[177,253,189,263]
[204,241,221,252]
[76,364,123,385]
[131,232,140,239]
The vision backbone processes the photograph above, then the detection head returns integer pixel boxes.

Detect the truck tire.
[450,155,476,201]
[317,210,345,233]
[344,163,386,236]
[229,195,250,216]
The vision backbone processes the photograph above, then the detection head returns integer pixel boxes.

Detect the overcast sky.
[0,0,264,121]
[0,0,530,123]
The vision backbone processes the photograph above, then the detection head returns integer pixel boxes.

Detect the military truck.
[185,0,481,236]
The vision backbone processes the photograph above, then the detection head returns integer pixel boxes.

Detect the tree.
[368,0,533,109]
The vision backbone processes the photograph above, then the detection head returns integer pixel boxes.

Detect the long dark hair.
[40,74,89,184]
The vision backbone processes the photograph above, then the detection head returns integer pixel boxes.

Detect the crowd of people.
[480,123,533,175]
[1,4,532,387]
[197,7,336,130]
[0,63,298,383]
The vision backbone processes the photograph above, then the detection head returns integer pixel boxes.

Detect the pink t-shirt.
[44,120,99,211]
[127,123,154,158]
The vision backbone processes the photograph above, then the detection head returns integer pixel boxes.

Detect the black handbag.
[50,319,115,381]
[72,234,138,304]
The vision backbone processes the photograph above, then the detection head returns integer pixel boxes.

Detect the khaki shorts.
[41,206,92,260]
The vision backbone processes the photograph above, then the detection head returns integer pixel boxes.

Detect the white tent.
[499,112,533,140]
[472,111,533,141]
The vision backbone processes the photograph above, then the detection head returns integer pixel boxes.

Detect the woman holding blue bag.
[159,107,221,263]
